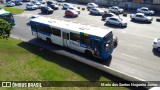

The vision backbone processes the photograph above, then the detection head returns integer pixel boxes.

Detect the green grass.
[0,38,128,90]
[0,6,24,14]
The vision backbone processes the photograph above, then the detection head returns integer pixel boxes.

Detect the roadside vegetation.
[0,6,24,14]
[0,38,128,90]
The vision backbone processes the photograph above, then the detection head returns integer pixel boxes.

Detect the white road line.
[127,44,144,49]
[121,53,138,59]
[127,33,154,39]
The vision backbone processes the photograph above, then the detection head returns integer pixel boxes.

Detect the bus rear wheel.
[85,50,92,57]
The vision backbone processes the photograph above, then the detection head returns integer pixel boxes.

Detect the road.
[4,2,160,81]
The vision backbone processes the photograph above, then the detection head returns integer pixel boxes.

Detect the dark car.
[102,13,116,20]
[48,4,59,10]
[13,0,22,5]
[65,9,78,17]
[46,1,57,5]
[41,6,53,14]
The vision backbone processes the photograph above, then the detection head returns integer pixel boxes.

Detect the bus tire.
[85,50,92,57]
[46,38,52,44]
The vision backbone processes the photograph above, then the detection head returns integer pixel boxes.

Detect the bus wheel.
[46,38,52,44]
[85,50,92,57]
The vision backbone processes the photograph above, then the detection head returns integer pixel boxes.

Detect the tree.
[0,19,12,39]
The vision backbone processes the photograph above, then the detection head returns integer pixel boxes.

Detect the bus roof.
[31,16,112,37]
[0,10,10,15]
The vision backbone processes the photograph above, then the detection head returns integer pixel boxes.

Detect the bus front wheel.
[46,38,52,44]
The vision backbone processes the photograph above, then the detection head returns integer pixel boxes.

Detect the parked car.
[113,36,118,46]
[22,0,30,2]
[137,7,154,15]
[57,0,66,2]
[68,6,80,14]
[87,3,98,9]
[5,1,15,7]
[12,0,22,5]
[31,0,43,8]
[90,8,104,15]
[153,38,160,52]
[105,17,127,27]
[62,3,73,9]
[37,0,45,4]
[48,4,59,10]
[41,6,53,14]
[109,6,124,14]
[26,3,38,10]
[130,13,153,22]
[65,9,78,17]
[102,13,116,20]
[46,1,57,5]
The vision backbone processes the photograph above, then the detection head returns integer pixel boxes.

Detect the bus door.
[94,39,102,58]
[30,22,38,37]
[62,32,69,47]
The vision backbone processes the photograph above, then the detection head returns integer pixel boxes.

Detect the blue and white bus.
[30,17,114,61]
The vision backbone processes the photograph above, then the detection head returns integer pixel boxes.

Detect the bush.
[0,19,12,39]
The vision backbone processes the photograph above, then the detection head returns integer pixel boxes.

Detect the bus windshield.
[103,32,113,52]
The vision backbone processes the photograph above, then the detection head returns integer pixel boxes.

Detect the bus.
[0,9,15,26]
[30,17,114,61]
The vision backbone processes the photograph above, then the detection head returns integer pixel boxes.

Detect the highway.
[3,2,160,81]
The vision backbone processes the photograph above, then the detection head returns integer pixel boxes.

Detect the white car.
[105,17,127,27]
[130,13,153,22]
[153,38,160,52]
[26,3,38,10]
[87,3,98,9]
[90,8,104,15]
[31,0,43,8]
[109,6,123,14]
[6,1,15,7]
[57,0,66,2]
[68,6,80,14]
[62,3,73,9]
[37,0,45,4]
[137,7,154,15]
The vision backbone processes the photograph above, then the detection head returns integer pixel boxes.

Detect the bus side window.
[70,32,80,42]
[52,28,61,37]
[80,35,92,48]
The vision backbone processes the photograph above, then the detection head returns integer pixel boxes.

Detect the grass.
[0,6,24,14]
[0,38,129,90]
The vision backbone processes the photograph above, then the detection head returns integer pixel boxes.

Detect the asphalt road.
[3,2,160,81]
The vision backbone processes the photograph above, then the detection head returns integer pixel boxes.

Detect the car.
[90,8,104,15]
[37,0,45,4]
[87,3,98,9]
[108,6,124,14]
[137,7,154,15]
[65,9,78,17]
[41,6,53,14]
[46,1,57,6]
[130,13,153,22]
[105,17,127,27]
[57,0,65,1]
[153,38,160,52]
[102,13,116,20]
[68,6,80,14]
[5,1,15,7]
[48,4,59,10]
[12,0,22,5]
[113,36,118,46]
[62,3,73,9]
[31,0,43,8]
[22,0,30,2]
[26,3,38,10]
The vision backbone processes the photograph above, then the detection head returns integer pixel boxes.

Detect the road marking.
[127,44,144,49]
[121,53,138,59]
